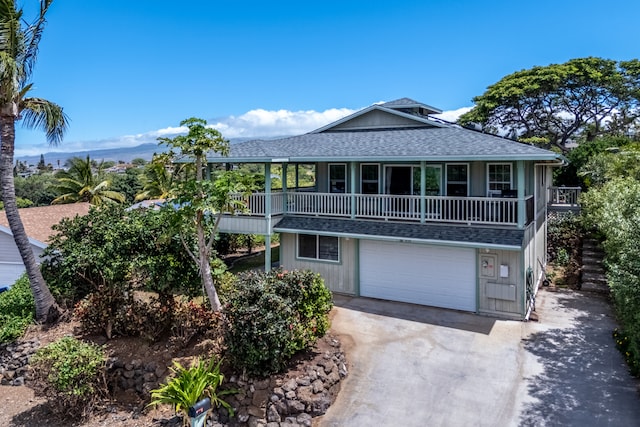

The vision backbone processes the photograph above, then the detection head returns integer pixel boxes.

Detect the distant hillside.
[16,136,285,166]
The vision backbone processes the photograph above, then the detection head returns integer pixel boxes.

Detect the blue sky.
[15,0,640,156]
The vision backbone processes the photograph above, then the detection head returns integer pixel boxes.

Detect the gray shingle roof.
[380,98,442,114]
[208,126,561,162]
[273,216,525,248]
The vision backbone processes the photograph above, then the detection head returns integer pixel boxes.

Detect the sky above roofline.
[14,0,640,156]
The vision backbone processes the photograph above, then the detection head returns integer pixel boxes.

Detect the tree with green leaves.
[52,155,125,205]
[159,117,251,312]
[0,0,68,323]
[458,57,640,152]
[135,155,174,201]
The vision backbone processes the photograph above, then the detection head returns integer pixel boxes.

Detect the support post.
[282,163,288,213]
[350,162,357,219]
[420,161,426,223]
[517,160,525,228]
[265,163,272,271]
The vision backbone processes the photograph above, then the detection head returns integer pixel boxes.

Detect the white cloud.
[208,108,356,138]
[14,106,471,156]
[432,106,473,123]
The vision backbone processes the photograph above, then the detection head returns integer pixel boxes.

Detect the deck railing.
[230,191,531,226]
[548,186,581,206]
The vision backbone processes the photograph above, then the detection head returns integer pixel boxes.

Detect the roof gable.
[311,102,445,134]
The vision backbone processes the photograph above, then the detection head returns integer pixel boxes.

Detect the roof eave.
[272,226,521,250]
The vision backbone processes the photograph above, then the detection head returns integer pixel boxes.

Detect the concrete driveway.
[316,289,640,427]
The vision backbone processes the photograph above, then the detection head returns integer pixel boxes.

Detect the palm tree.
[134,157,174,201]
[0,0,68,323]
[52,155,125,205]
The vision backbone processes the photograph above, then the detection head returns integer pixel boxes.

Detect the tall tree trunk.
[196,212,221,311]
[0,114,60,323]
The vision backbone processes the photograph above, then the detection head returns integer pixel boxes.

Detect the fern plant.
[149,357,235,425]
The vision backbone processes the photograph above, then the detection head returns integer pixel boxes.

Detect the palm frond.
[20,97,68,145]
[17,0,52,84]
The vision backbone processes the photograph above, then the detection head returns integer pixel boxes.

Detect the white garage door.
[360,240,476,311]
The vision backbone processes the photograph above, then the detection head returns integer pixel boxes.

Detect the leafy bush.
[150,357,235,423]
[30,337,106,417]
[0,275,35,343]
[171,299,221,347]
[42,204,201,307]
[44,204,203,337]
[581,176,640,375]
[74,289,174,341]
[74,286,132,339]
[224,269,333,376]
[613,328,640,376]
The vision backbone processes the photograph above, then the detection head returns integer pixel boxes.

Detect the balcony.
[230,191,534,227]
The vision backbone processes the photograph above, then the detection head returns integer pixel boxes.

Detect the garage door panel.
[360,241,476,311]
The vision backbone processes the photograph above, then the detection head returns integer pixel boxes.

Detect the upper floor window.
[329,164,346,193]
[361,164,379,194]
[487,163,512,194]
[446,164,468,196]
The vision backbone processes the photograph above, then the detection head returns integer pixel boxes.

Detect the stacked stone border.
[0,334,347,427]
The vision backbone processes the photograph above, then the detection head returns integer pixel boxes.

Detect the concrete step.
[582,263,606,274]
[580,281,610,294]
[582,271,608,285]
[582,248,604,257]
[583,243,603,250]
[582,256,603,266]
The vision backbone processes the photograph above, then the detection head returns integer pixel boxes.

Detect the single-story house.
[0,203,91,287]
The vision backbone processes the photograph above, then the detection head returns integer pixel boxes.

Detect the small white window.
[487,163,512,194]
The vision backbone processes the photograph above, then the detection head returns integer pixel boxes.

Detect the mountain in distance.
[16,136,286,167]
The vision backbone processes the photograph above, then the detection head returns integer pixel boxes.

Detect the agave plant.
[149,357,235,426]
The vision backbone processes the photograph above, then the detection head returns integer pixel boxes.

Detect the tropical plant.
[150,357,235,425]
[135,156,174,201]
[30,336,106,417]
[159,117,253,312]
[0,0,67,323]
[51,155,125,205]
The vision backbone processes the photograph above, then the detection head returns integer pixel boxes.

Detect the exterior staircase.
[580,238,609,293]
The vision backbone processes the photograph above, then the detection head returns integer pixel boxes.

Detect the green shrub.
[170,298,221,347]
[0,275,35,343]
[613,328,640,376]
[30,336,106,417]
[74,289,174,341]
[224,269,333,377]
[547,212,582,263]
[150,357,235,424]
[73,286,132,339]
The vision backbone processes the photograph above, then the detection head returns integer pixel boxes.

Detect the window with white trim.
[360,164,379,194]
[329,164,346,193]
[487,163,512,193]
[446,164,468,196]
[297,234,339,262]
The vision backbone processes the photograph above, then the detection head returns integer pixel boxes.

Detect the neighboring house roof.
[203,98,564,163]
[273,216,525,249]
[0,203,91,245]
